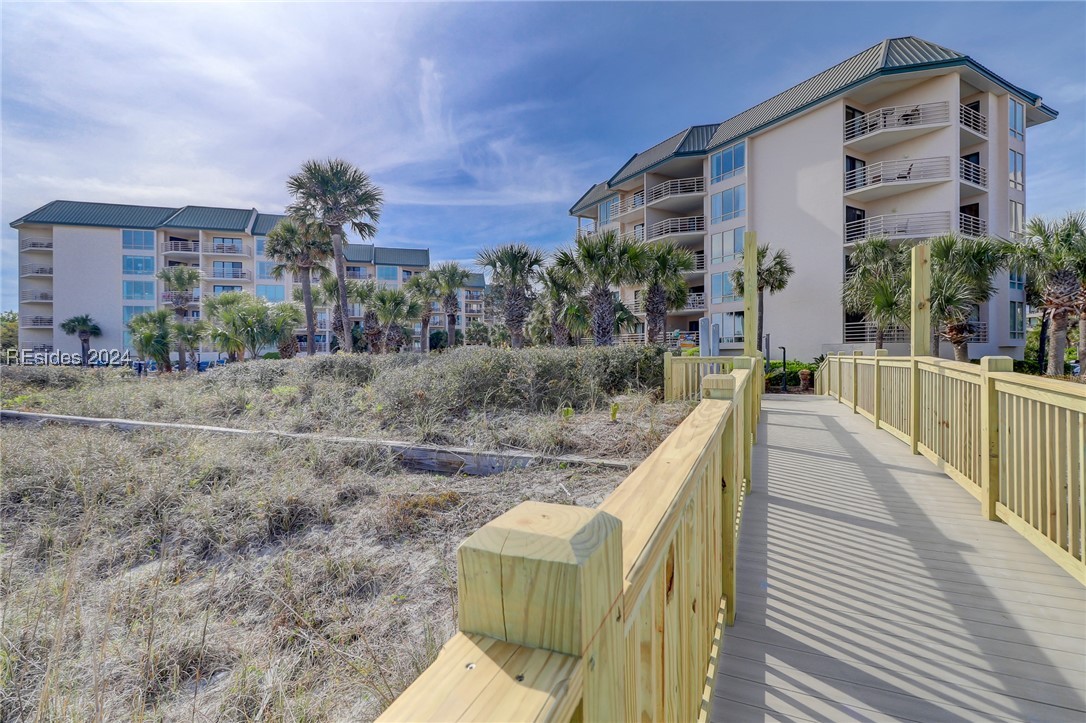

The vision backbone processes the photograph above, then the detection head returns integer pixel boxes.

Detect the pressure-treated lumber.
[743,231,758,357]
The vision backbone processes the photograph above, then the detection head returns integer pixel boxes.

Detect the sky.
[3,1,1084,311]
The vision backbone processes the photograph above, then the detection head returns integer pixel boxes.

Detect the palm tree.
[731,243,795,352]
[157,266,202,371]
[537,266,577,347]
[203,291,251,361]
[1004,212,1086,375]
[555,230,647,346]
[60,314,102,367]
[372,287,423,353]
[643,243,696,345]
[127,310,173,371]
[929,234,1006,362]
[172,320,208,370]
[350,280,381,353]
[842,237,911,349]
[404,272,442,353]
[265,218,333,356]
[268,303,305,359]
[477,243,544,349]
[286,159,383,353]
[309,276,363,352]
[432,262,472,347]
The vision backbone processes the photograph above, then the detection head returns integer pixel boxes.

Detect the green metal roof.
[464,272,486,289]
[568,182,614,217]
[160,205,255,232]
[375,246,429,267]
[10,200,178,229]
[344,244,375,263]
[252,213,286,236]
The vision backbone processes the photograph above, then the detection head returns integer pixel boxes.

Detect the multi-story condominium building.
[569,37,1056,360]
[10,200,430,357]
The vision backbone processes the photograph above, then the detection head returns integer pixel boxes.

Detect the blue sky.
[2,1,1084,311]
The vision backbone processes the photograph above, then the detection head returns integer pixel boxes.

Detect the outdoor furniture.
[895,163,914,181]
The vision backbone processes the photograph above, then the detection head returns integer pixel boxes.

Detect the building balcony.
[20,290,54,303]
[959,213,988,237]
[843,156,951,201]
[959,158,988,191]
[163,239,200,255]
[647,215,705,241]
[20,264,53,277]
[464,290,485,301]
[293,272,327,284]
[629,291,705,314]
[959,103,988,140]
[203,267,252,281]
[22,315,53,328]
[843,101,950,152]
[843,320,987,344]
[690,252,706,273]
[161,291,201,305]
[201,241,252,256]
[844,211,952,244]
[646,177,706,211]
[19,237,53,252]
[574,223,596,239]
[613,193,645,220]
[21,344,54,354]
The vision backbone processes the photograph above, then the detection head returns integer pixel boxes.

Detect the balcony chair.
[897,106,921,126]
[894,163,914,181]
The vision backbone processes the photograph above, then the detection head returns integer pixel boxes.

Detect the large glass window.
[711,185,746,224]
[1009,150,1024,191]
[376,265,397,281]
[212,237,242,251]
[123,305,153,324]
[598,197,617,226]
[257,261,276,279]
[213,285,242,295]
[213,261,243,278]
[711,272,738,303]
[723,311,745,343]
[123,281,155,300]
[122,255,155,275]
[1010,99,1025,140]
[710,142,746,184]
[256,237,266,256]
[710,226,745,264]
[1010,200,1025,236]
[1009,269,1025,290]
[122,229,155,250]
[1010,301,1025,339]
[256,284,285,302]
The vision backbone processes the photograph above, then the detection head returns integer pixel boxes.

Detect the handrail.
[203,267,252,280]
[819,352,1085,585]
[647,176,705,204]
[959,158,988,188]
[20,264,53,275]
[22,316,53,327]
[201,241,252,256]
[647,215,705,240]
[843,101,950,141]
[380,361,763,720]
[844,156,951,192]
[20,290,54,302]
[162,239,200,253]
[613,192,645,217]
[958,213,988,237]
[19,237,54,251]
[960,104,988,136]
[844,211,951,243]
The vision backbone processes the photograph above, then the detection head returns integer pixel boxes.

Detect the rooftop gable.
[160,205,256,233]
[10,200,178,229]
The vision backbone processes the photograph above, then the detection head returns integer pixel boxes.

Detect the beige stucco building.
[569,37,1055,360]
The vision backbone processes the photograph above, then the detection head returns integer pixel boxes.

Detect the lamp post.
[779,346,787,393]
[764,333,771,372]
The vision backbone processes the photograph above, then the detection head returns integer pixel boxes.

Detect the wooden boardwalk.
[712,395,1086,723]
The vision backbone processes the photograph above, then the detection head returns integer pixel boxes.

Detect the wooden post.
[873,349,887,429]
[664,352,673,402]
[743,232,758,357]
[851,350,862,414]
[732,357,756,450]
[980,356,1013,520]
[910,244,931,358]
[457,501,625,720]
[703,374,737,624]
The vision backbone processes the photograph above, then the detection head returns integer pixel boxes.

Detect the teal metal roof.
[252,213,286,236]
[569,182,614,217]
[464,272,486,289]
[10,200,178,229]
[375,246,429,267]
[677,124,721,153]
[160,205,255,232]
[344,244,375,263]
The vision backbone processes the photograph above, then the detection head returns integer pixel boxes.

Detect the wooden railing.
[663,352,750,402]
[817,351,1086,585]
[380,363,762,721]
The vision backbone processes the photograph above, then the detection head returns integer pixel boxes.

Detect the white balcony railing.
[647,176,705,204]
[647,216,705,241]
[613,193,645,217]
[204,267,251,280]
[844,212,952,243]
[692,252,706,272]
[20,264,53,276]
[20,290,54,302]
[21,345,54,354]
[161,291,201,304]
[844,156,951,193]
[19,237,53,251]
[960,104,988,137]
[163,239,200,254]
[959,214,988,237]
[574,223,596,239]
[22,315,53,328]
[960,158,988,188]
[201,241,252,256]
[844,101,950,142]
[844,321,988,344]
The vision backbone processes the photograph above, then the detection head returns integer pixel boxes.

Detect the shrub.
[766,360,820,389]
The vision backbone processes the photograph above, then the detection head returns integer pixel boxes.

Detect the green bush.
[766,360,819,388]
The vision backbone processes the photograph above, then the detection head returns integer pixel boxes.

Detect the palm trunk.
[446,313,457,347]
[80,335,90,367]
[1078,312,1085,379]
[301,273,316,355]
[875,327,885,350]
[330,303,344,352]
[551,314,569,348]
[591,285,615,346]
[420,316,430,353]
[756,288,765,352]
[1048,309,1068,376]
[646,284,666,347]
[953,341,970,362]
[1038,310,1049,371]
[331,227,353,353]
[932,324,941,358]
[177,339,187,372]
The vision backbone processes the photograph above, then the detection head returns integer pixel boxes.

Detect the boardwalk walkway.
[712,395,1086,722]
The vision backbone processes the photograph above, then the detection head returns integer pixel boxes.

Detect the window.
[257,284,285,302]
[212,237,242,251]
[710,185,746,224]
[723,311,744,343]
[1009,150,1024,190]
[711,272,738,304]
[122,305,153,324]
[598,197,617,226]
[1010,200,1025,236]
[1010,98,1025,141]
[376,265,397,281]
[256,237,266,256]
[122,229,155,250]
[213,285,242,295]
[1009,269,1025,290]
[122,255,155,275]
[213,260,243,278]
[711,226,745,263]
[1010,301,1025,339]
[710,142,746,184]
[258,261,276,279]
[123,281,155,300]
